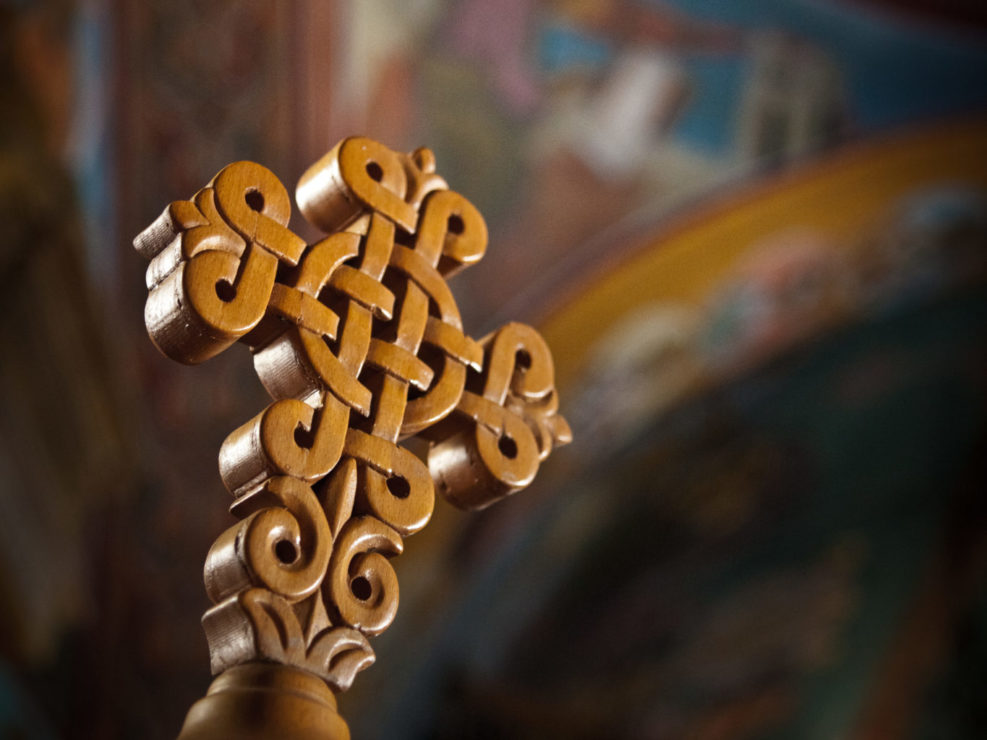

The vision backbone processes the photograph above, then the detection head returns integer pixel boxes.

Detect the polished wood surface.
[134,136,570,737]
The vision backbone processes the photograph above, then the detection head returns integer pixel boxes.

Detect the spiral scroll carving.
[134,137,570,695]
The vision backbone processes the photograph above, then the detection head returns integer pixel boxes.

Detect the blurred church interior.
[1,1,986,737]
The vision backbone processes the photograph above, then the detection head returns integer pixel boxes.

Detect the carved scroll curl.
[204,476,331,604]
[327,516,403,636]
[138,162,306,364]
[428,322,572,509]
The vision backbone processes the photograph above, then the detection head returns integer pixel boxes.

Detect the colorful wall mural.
[0,1,985,738]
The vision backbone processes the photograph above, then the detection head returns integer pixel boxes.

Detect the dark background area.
[1,1,986,737]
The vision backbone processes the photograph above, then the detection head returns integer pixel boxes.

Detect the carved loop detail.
[327,516,403,636]
[204,476,331,604]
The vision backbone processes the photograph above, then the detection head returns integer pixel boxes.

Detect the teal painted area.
[650,0,987,149]
[672,56,749,156]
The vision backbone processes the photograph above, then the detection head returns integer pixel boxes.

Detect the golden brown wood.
[134,137,570,738]
[179,663,350,740]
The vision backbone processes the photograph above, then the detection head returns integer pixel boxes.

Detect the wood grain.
[134,137,570,738]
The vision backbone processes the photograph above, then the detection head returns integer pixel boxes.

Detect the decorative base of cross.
[178,663,349,740]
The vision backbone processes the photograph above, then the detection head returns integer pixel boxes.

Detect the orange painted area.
[540,118,987,390]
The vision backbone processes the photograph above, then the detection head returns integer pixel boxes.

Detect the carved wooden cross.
[134,137,570,738]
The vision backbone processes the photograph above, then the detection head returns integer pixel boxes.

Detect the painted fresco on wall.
[333,0,987,329]
[0,1,985,738]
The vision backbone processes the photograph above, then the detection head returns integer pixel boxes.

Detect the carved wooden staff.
[134,137,570,739]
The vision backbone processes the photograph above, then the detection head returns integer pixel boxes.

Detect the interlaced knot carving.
[134,137,571,692]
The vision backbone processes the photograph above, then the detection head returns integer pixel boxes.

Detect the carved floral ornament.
[134,137,571,694]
